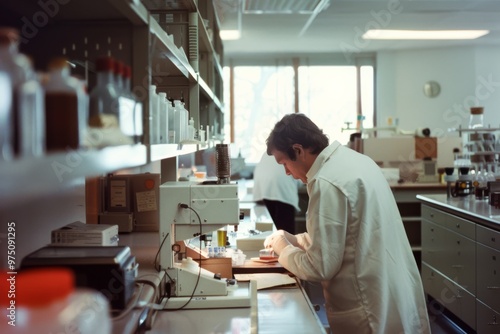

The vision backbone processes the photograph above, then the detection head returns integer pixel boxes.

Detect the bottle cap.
[470,107,484,115]
[0,27,20,45]
[95,56,115,72]
[47,56,69,70]
[123,65,131,78]
[17,268,75,308]
[114,60,124,76]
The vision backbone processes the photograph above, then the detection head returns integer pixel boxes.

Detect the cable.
[163,203,204,310]
[154,231,170,272]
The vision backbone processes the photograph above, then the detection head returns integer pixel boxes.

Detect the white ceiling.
[218,0,500,58]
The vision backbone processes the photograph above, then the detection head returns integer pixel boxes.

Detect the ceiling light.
[220,30,241,40]
[363,29,489,40]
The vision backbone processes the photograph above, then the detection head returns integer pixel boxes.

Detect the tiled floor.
[302,281,470,334]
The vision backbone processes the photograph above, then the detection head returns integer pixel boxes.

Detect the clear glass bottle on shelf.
[0,27,45,159]
[469,106,484,129]
[89,56,119,129]
[44,57,87,151]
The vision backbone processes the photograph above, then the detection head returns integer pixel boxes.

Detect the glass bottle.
[469,107,484,129]
[89,56,119,129]
[44,57,87,151]
[0,27,45,159]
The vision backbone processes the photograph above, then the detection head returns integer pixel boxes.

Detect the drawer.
[476,299,500,334]
[477,224,500,252]
[421,263,476,330]
[422,220,476,293]
[476,243,500,313]
[421,205,475,239]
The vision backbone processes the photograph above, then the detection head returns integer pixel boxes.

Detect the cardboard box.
[51,221,119,246]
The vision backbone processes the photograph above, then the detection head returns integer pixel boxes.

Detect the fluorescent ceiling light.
[220,30,241,40]
[363,29,489,40]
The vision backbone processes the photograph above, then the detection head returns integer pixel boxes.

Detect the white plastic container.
[0,27,45,159]
[149,85,159,144]
[1,268,111,334]
[158,92,168,143]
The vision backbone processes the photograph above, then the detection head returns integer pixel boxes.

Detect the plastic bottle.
[44,57,87,151]
[469,107,484,129]
[158,92,168,143]
[173,100,184,143]
[0,70,13,160]
[0,268,111,334]
[167,98,175,143]
[123,64,143,143]
[114,60,135,139]
[180,102,189,141]
[88,56,119,129]
[149,85,159,144]
[188,117,195,140]
[0,27,45,159]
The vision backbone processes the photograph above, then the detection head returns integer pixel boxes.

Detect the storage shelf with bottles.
[0,0,226,203]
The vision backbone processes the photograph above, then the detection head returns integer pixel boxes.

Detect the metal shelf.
[0,145,147,210]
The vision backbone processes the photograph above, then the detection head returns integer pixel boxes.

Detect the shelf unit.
[0,0,225,266]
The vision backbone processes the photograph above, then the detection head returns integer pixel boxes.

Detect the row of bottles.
[149,86,197,144]
[0,27,143,161]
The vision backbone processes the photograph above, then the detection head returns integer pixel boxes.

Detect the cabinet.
[419,195,500,332]
[0,0,225,268]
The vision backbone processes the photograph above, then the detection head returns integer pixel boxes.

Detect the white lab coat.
[253,152,301,212]
[278,141,430,334]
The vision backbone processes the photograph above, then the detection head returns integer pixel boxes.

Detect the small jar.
[469,107,484,129]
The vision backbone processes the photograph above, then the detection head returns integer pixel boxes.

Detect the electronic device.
[20,246,137,310]
[159,180,256,309]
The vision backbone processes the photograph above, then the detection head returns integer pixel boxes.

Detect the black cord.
[163,203,204,310]
[154,231,170,272]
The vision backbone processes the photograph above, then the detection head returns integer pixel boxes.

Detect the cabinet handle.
[492,237,496,243]
[451,265,463,268]
[486,286,500,289]
[430,214,434,218]
[456,223,460,228]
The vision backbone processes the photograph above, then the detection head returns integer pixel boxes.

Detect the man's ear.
[292,144,303,158]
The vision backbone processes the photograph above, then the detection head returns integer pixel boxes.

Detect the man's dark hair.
[266,113,329,160]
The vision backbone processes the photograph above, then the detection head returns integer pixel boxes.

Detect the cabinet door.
[422,220,476,293]
[476,243,500,313]
[422,263,476,330]
[477,224,500,252]
[476,299,500,334]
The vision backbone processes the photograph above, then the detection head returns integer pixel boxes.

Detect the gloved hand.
[264,230,293,255]
[264,230,298,248]
[267,234,291,255]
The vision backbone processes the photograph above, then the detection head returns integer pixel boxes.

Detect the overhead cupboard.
[0,0,225,209]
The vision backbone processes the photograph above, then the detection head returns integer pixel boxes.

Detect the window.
[224,62,374,163]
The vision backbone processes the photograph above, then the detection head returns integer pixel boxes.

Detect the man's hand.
[263,230,295,255]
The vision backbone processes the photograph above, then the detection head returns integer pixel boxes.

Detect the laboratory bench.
[115,231,327,334]
[417,193,500,333]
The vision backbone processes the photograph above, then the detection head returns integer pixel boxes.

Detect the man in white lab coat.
[253,152,301,233]
[264,113,430,333]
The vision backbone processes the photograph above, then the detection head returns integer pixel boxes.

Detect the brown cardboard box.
[415,137,437,159]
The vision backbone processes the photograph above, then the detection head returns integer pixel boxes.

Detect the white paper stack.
[51,221,119,246]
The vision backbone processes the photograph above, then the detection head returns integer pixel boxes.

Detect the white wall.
[376,45,500,139]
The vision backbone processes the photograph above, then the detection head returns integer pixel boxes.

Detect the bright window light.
[220,30,241,40]
[363,29,489,40]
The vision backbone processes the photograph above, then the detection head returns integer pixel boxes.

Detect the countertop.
[417,193,500,230]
